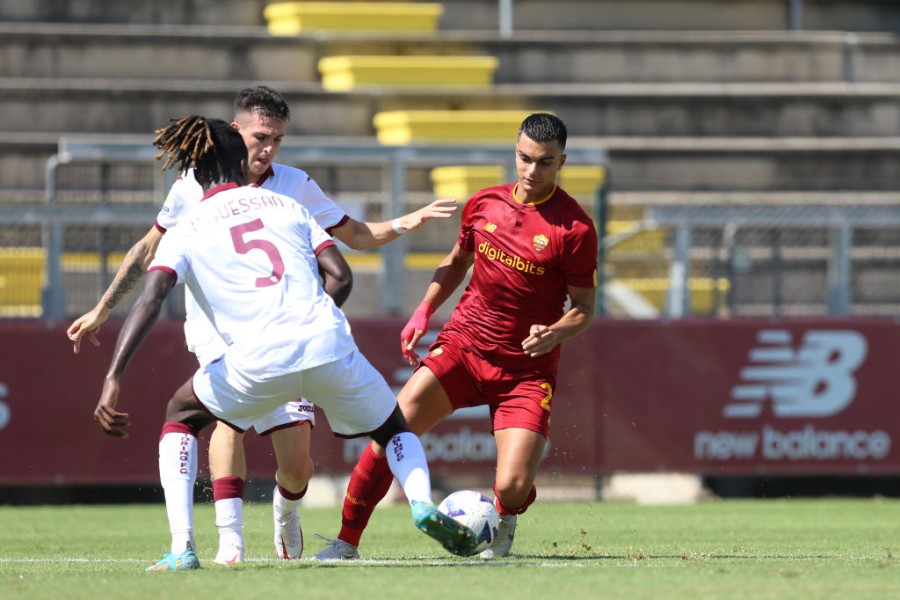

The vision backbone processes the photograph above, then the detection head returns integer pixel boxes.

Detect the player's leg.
[369,405,476,557]
[147,378,215,571]
[480,426,544,558]
[306,350,475,557]
[270,419,314,559]
[208,422,247,565]
[313,365,453,560]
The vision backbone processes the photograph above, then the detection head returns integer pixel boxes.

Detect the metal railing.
[7,137,607,320]
[643,204,900,317]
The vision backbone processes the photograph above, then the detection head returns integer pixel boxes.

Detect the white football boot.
[214,541,245,565]
[480,514,517,559]
[274,507,304,559]
[311,535,360,561]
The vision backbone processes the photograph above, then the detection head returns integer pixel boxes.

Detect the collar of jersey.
[256,165,276,187]
[512,182,557,206]
[201,182,242,202]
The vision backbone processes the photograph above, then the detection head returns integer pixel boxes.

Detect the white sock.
[159,431,198,554]
[273,486,300,522]
[384,431,432,505]
[215,498,244,547]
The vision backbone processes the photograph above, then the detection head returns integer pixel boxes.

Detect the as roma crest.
[532,234,549,252]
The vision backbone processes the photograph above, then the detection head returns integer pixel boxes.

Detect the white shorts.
[192,348,396,436]
[251,399,315,435]
[193,342,315,435]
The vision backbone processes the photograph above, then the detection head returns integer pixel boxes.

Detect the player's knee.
[369,405,411,449]
[279,456,314,490]
[494,482,537,515]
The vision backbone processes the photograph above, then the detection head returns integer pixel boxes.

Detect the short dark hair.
[518,113,567,150]
[154,115,248,188]
[232,85,291,122]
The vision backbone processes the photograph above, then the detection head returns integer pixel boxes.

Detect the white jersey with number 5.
[149,182,355,375]
[156,165,347,362]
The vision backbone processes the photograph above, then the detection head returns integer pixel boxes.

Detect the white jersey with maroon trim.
[150,182,355,374]
[156,165,347,361]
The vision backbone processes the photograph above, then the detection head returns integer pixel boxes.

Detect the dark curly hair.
[153,115,248,188]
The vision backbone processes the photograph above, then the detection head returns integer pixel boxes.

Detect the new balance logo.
[724,329,867,418]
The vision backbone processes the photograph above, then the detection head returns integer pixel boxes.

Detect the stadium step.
[3,23,900,85]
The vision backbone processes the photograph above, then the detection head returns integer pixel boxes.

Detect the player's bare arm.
[521,285,596,358]
[400,243,474,365]
[96,269,175,438]
[67,226,164,353]
[332,198,458,250]
[316,245,353,308]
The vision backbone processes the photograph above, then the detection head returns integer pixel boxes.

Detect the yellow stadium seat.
[318,55,499,91]
[374,110,534,145]
[0,248,44,317]
[615,277,731,314]
[264,2,444,35]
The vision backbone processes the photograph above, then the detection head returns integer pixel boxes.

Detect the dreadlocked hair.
[153,115,248,188]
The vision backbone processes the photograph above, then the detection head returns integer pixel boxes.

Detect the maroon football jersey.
[440,182,598,373]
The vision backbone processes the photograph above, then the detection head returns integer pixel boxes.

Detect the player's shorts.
[193,347,396,437]
[192,341,315,435]
[251,399,315,435]
[420,336,556,438]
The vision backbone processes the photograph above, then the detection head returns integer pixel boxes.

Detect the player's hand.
[94,378,131,439]
[397,198,458,232]
[522,324,559,358]
[400,307,432,366]
[67,310,106,354]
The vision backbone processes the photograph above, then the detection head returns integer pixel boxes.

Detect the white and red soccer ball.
[438,490,500,553]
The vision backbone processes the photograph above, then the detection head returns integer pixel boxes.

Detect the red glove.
[400,300,435,361]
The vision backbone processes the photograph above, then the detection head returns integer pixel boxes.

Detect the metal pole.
[594,168,609,317]
[788,0,803,31]
[381,154,407,315]
[827,225,852,314]
[843,32,858,84]
[41,155,65,320]
[666,225,691,317]
[498,0,513,38]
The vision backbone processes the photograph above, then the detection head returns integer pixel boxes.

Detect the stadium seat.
[373,110,536,145]
[263,2,444,35]
[0,248,44,317]
[430,165,607,202]
[318,55,499,91]
[615,277,731,314]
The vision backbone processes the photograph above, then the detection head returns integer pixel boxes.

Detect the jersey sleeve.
[562,218,600,288]
[289,199,335,253]
[156,170,202,231]
[457,194,481,252]
[148,223,190,283]
[291,172,347,231]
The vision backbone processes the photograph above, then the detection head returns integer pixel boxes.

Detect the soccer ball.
[437,490,500,554]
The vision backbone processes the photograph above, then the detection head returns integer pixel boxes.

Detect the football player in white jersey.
[66,86,457,564]
[90,115,476,571]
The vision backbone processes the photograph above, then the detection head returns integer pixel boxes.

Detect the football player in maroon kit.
[313,112,599,560]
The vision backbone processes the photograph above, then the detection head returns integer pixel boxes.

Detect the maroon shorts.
[420,338,555,437]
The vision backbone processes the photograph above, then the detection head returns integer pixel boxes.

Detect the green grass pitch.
[1,498,898,599]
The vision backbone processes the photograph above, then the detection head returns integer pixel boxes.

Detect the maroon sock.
[212,476,245,502]
[338,444,394,547]
[277,483,308,501]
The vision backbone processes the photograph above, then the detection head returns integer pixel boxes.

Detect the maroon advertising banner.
[0,319,527,485]
[1,318,899,485]
[589,319,900,475]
